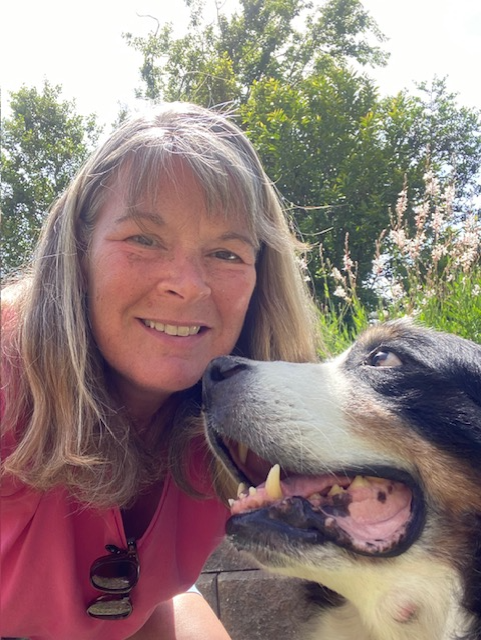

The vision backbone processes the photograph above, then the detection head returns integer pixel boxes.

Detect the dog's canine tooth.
[249,486,257,496]
[237,482,248,498]
[238,443,249,464]
[228,498,236,507]
[265,464,283,499]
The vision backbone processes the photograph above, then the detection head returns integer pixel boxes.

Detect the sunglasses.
[86,538,140,620]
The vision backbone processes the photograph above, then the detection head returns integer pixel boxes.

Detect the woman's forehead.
[110,159,260,237]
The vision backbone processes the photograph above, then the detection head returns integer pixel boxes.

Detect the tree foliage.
[241,66,393,285]
[408,78,481,207]
[243,74,481,290]
[1,81,102,274]
[124,0,388,106]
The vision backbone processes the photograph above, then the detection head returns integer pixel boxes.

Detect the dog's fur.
[202,320,481,640]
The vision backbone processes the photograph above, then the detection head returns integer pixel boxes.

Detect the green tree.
[242,73,481,294]
[1,81,102,274]
[124,0,388,106]
[240,66,395,288]
[405,77,481,209]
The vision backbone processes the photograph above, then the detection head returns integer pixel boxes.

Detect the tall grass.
[316,236,371,357]
[318,172,481,354]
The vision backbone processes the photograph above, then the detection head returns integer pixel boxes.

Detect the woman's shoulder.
[1,288,27,496]
[1,284,24,424]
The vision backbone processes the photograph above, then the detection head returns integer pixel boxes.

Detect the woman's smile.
[140,320,202,336]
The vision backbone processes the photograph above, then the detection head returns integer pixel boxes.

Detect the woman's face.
[85,167,257,420]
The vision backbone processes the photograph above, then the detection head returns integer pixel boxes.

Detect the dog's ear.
[389,331,481,465]
[431,335,481,462]
[441,334,481,408]
[458,363,481,409]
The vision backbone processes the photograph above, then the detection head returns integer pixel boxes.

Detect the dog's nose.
[204,356,250,384]
[202,357,251,409]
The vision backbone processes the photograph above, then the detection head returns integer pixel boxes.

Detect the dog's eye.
[369,350,402,368]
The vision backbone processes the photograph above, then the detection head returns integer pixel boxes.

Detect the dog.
[202,320,481,640]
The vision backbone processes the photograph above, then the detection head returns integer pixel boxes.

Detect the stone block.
[196,572,219,616]
[216,569,310,640]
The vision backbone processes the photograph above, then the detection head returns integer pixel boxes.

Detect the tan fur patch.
[344,392,481,514]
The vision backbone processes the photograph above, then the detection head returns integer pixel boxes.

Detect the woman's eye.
[211,250,243,262]
[369,350,403,368]
[128,235,156,247]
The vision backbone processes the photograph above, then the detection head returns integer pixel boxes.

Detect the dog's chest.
[307,602,373,640]
[307,598,472,640]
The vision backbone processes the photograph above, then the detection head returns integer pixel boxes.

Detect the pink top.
[0,436,228,639]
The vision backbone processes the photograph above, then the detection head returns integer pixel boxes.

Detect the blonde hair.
[1,102,320,507]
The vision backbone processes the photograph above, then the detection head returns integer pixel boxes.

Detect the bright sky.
[1,0,480,129]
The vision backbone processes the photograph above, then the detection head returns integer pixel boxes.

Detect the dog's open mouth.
[219,441,424,558]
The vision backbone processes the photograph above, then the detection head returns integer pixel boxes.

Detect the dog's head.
[202,320,481,578]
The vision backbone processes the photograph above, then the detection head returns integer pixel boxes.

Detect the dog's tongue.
[230,469,413,555]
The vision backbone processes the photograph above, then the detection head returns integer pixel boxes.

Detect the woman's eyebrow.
[114,211,165,227]
[218,232,258,249]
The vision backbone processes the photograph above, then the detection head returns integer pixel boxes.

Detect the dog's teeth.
[350,475,370,489]
[238,442,249,464]
[328,484,345,497]
[265,464,283,500]
[228,498,235,507]
[237,482,248,498]
[249,486,257,496]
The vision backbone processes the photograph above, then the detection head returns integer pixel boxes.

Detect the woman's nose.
[156,253,212,300]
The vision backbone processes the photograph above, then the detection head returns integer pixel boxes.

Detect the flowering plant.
[318,171,481,354]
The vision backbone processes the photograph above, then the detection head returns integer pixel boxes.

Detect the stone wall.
[198,540,312,640]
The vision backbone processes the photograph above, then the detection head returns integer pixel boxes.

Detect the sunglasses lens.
[90,556,139,592]
[87,594,133,620]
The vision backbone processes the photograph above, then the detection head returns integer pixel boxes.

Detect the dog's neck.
[281,555,472,640]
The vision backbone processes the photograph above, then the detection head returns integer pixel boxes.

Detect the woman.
[1,102,319,639]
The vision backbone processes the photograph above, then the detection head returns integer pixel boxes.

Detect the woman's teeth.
[143,320,201,336]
